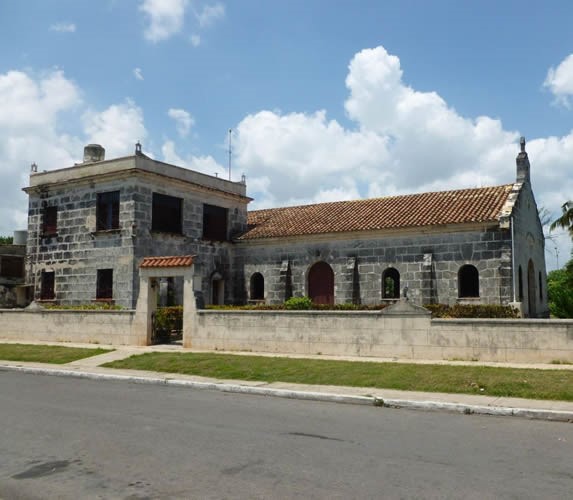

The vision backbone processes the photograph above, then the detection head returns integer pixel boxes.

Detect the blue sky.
[1,0,572,269]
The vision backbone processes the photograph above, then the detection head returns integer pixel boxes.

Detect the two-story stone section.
[23,138,549,317]
[24,144,250,309]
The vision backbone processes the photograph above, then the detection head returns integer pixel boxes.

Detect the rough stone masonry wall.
[27,174,248,308]
[235,227,513,306]
[27,179,137,308]
[128,177,247,307]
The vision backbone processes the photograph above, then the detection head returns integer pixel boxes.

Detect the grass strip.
[0,343,113,364]
[104,352,573,401]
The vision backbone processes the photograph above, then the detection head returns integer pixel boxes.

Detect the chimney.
[516,136,530,184]
[83,144,105,163]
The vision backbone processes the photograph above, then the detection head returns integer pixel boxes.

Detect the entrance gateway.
[133,255,199,347]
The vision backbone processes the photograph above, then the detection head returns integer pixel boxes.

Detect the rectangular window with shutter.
[1,257,24,278]
[202,204,228,241]
[96,191,120,231]
[42,206,58,236]
[152,193,182,234]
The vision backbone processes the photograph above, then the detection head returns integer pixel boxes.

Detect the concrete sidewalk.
[1,341,573,423]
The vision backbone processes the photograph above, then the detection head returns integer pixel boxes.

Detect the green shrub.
[284,296,313,310]
[425,303,519,318]
[155,306,183,331]
[205,304,285,310]
[204,301,389,311]
[43,303,123,310]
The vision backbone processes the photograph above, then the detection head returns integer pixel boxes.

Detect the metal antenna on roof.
[228,128,232,181]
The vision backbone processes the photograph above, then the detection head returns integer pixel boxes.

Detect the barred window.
[382,268,400,299]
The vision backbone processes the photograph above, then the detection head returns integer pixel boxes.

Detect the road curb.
[2,364,573,422]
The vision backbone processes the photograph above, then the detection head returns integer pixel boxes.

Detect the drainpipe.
[511,216,516,303]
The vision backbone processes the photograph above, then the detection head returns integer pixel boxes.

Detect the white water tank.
[13,230,27,245]
[83,144,105,163]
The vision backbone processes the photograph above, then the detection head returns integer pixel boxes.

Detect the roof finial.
[520,136,526,153]
[135,141,142,155]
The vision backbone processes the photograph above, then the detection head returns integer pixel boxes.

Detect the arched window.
[518,265,523,301]
[250,272,265,301]
[382,268,400,299]
[308,261,334,305]
[538,271,543,301]
[458,265,479,298]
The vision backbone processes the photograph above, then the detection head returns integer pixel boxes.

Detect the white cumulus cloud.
[0,70,82,232]
[195,3,225,28]
[168,108,194,137]
[161,140,226,177]
[190,34,201,47]
[83,100,148,158]
[133,67,144,81]
[140,0,188,42]
[544,53,573,108]
[231,46,572,268]
[49,23,76,33]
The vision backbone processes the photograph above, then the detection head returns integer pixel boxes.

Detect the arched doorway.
[382,268,400,299]
[527,259,536,317]
[308,261,334,305]
[249,272,265,301]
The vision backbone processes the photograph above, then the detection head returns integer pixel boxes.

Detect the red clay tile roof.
[140,255,195,268]
[239,184,515,240]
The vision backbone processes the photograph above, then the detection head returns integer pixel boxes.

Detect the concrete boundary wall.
[2,308,573,363]
[194,310,573,364]
[0,309,139,345]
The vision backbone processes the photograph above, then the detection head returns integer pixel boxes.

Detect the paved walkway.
[1,341,573,422]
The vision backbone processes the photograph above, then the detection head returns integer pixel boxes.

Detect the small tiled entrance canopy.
[134,255,197,346]
[140,255,195,269]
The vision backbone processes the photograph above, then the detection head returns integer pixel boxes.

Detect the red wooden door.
[308,262,334,305]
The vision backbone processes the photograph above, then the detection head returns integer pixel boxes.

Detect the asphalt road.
[0,372,572,499]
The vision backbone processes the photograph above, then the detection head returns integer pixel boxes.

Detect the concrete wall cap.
[380,299,431,316]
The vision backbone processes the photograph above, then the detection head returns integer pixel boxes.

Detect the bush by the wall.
[205,300,388,311]
[284,296,313,310]
[43,303,124,310]
[425,303,519,319]
[155,306,183,332]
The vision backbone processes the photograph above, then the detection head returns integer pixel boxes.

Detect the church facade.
[23,139,549,318]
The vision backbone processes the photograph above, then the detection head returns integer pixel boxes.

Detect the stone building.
[24,144,249,310]
[23,138,549,317]
[0,232,28,308]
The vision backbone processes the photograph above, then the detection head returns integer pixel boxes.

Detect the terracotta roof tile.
[140,255,195,268]
[239,184,514,240]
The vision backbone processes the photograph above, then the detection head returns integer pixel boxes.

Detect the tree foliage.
[547,258,573,318]
[550,201,573,238]
[0,236,13,245]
